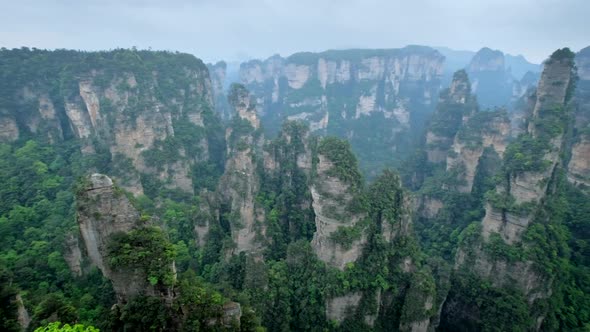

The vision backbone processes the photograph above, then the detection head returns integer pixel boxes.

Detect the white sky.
[1,0,588,63]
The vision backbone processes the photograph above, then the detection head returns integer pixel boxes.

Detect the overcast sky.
[1,0,588,64]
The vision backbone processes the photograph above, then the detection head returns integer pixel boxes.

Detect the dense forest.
[0,45,588,332]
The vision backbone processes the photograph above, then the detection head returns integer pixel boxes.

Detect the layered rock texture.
[568,46,590,187]
[466,47,539,109]
[207,61,231,120]
[0,49,221,196]
[425,70,478,163]
[446,48,578,329]
[310,139,367,270]
[446,110,510,193]
[217,84,266,255]
[239,46,445,175]
[76,174,174,303]
[5,46,586,331]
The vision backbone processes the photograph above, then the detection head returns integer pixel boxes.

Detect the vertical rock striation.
[0,49,218,196]
[217,84,266,255]
[76,173,174,303]
[425,70,477,163]
[568,46,590,187]
[448,48,578,329]
[239,46,444,175]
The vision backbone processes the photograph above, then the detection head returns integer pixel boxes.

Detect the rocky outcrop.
[576,46,590,82]
[486,49,574,243]
[218,84,266,255]
[0,114,19,142]
[63,234,83,277]
[397,267,437,332]
[310,150,366,270]
[240,46,444,172]
[450,49,577,329]
[0,49,217,196]
[568,47,590,187]
[77,174,139,272]
[15,294,31,330]
[568,136,590,186]
[326,293,362,322]
[426,70,477,163]
[446,110,510,193]
[468,48,505,73]
[76,173,174,302]
[415,196,443,219]
[208,61,232,120]
[467,48,511,108]
[467,47,539,109]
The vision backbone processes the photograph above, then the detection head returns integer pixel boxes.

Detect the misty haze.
[0,1,589,331]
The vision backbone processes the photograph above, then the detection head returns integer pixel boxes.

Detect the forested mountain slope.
[0,46,588,332]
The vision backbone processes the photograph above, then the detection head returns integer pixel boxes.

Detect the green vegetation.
[456,109,508,146]
[549,47,576,62]
[107,227,176,287]
[429,70,477,139]
[440,271,533,332]
[258,121,316,259]
[329,223,365,249]
[317,137,363,189]
[34,322,99,332]
[0,46,588,331]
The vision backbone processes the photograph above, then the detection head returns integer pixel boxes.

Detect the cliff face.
[310,149,367,270]
[568,136,590,186]
[426,70,477,163]
[217,84,266,255]
[314,158,432,328]
[467,47,539,108]
[240,46,444,175]
[448,49,577,328]
[208,61,232,120]
[63,234,83,277]
[484,49,574,259]
[76,174,174,302]
[568,47,590,187]
[446,110,510,193]
[0,49,218,196]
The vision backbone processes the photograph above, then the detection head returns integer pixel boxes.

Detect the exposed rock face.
[467,47,539,108]
[446,110,510,193]
[63,234,83,277]
[449,49,577,329]
[76,173,171,302]
[208,61,232,120]
[193,192,217,248]
[415,196,443,219]
[568,136,590,186]
[487,51,574,240]
[15,294,31,330]
[0,114,19,141]
[0,50,216,195]
[576,46,590,81]
[240,46,444,172]
[218,85,266,255]
[468,47,505,73]
[426,70,477,163]
[568,47,590,187]
[512,71,540,101]
[77,174,139,272]
[479,52,574,247]
[222,302,242,326]
[310,153,366,270]
[326,293,362,322]
[456,243,549,302]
